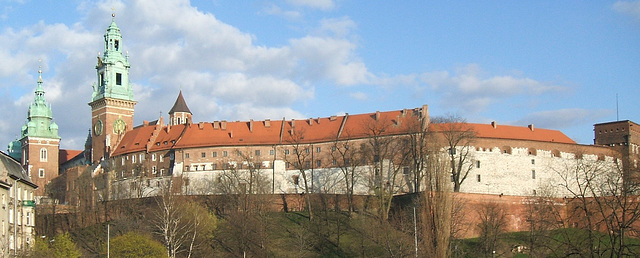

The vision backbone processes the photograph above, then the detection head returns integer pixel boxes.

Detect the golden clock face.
[113,119,126,134]
[94,119,103,136]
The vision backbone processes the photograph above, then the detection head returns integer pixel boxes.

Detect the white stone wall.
[108,145,619,200]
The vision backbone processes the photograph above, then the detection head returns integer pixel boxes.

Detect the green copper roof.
[91,14,135,103]
[22,68,60,139]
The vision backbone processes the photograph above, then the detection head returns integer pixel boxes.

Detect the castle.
[7,16,640,207]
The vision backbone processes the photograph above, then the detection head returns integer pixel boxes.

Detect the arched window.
[40,148,47,162]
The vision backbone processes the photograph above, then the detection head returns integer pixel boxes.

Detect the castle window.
[152,154,156,161]
[449,148,456,155]
[476,174,481,182]
[116,73,122,86]
[212,152,217,157]
[532,170,536,179]
[305,161,311,168]
[476,160,481,168]
[152,166,157,174]
[285,149,290,155]
[316,147,321,153]
[201,165,205,171]
[212,164,217,170]
[114,39,119,50]
[185,153,190,159]
[132,155,136,163]
[201,152,206,158]
[185,166,190,171]
[140,154,144,161]
[236,150,242,156]
[531,159,535,165]
[316,160,322,167]
[159,155,164,162]
[40,148,47,162]
[223,151,228,157]
[332,159,337,166]
[255,150,261,156]
[39,169,45,178]
[270,149,275,155]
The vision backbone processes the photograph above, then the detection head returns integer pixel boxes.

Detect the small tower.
[89,13,136,163]
[169,90,192,125]
[19,66,60,197]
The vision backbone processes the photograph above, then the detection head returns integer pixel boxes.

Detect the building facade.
[0,152,37,256]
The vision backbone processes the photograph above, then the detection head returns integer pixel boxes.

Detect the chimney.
[264,119,271,128]
[308,118,313,126]
[167,124,171,133]
[330,115,337,121]
[375,111,380,121]
[249,119,254,132]
[528,124,535,132]
[402,109,407,117]
[221,120,227,130]
[143,120,149,126]
[290,119,295,135]
[491,121,497,129]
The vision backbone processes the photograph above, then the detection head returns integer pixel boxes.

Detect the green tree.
[108,232,166,258]
[31,233,82,258]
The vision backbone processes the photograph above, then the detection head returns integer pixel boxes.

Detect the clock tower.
[89,13,136,164]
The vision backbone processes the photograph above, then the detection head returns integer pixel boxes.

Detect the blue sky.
[1,0,639,150]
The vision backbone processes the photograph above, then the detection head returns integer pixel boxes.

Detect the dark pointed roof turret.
[169,90,191,114]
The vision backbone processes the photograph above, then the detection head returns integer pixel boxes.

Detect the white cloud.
[286,0,335,10]
[260,4,301,20]
[419,64,565,112]
[290,36,371,85]
[613,1,640,20]
[514,108,611,130]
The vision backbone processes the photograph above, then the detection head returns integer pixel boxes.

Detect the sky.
[0,0,639,150]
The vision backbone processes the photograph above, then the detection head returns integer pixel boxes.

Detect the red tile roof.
[59,149,83,165]
[110,107,575,156]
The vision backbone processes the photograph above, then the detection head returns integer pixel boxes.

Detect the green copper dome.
[21,68,60,139]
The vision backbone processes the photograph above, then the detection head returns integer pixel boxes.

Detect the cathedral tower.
[19,67,60,196]
[89,14,136,163]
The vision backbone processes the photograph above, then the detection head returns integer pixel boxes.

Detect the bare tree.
[329,136,364,215]
[476,202,507,257]
[153,178,187,258]
[431,114,476,192]
[283,129,315,220]
[361,118,410,221]
[553,154,640,257]
[421,151,453,258]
